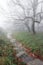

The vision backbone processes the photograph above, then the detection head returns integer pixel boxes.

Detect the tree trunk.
[32,21,36,34]
[25,23,30,32]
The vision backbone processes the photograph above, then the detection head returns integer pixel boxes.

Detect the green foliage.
[17,61,26,65]
[12,32,43,56]
[0,39,17,65]
[0,39,26,65]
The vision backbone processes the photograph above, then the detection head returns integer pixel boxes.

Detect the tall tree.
[9,0,43,33]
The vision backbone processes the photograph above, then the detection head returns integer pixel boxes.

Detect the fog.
[0,0,43,33]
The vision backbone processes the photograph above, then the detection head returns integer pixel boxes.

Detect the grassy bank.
[12,32,43,56]
[0,36,26,65]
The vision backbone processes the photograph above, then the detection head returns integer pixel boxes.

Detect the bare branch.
[12,0,26,17]
[30,0,43,10]
[14,16,33,21]
[35,2,43,22]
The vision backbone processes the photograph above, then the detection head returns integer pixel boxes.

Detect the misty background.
[0,0,43,34]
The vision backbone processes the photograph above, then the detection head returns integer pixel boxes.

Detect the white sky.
[0,0,10,29]
[0,0,43,31]
[0,0,24,30]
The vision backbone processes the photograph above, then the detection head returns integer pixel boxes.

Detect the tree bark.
[32,21,36,34]
[24,23,30,32]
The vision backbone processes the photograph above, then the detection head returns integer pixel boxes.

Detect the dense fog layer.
[0,0,43,33]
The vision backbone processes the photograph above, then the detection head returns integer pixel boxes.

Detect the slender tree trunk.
[32,21,36,34]
[27,25,30,32]
[24,23,30,32]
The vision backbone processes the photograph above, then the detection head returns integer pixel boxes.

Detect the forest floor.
[12,32,43,59]
[10,33,43,65]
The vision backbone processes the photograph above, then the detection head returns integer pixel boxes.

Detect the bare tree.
[9,0,43,34]
[31,0,42,34]
[11,0,31,32]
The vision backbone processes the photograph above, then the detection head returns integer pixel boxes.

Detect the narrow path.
[7,34,43,65]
